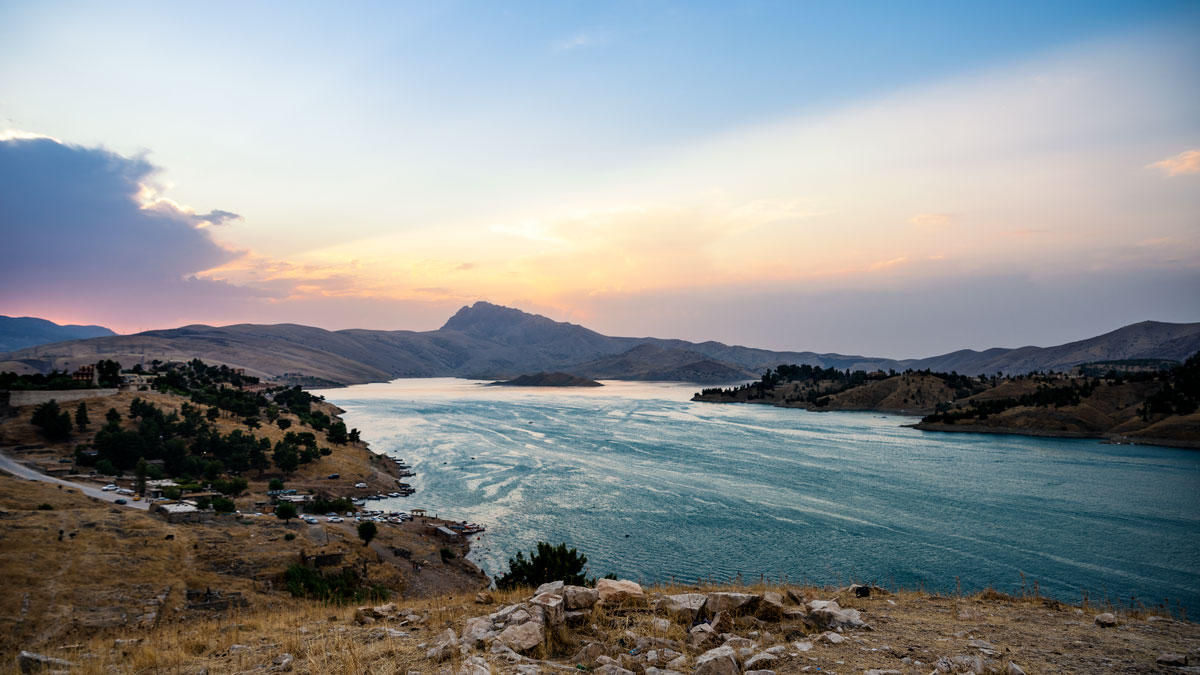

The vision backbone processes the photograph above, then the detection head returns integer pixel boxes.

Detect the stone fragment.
[807,601,870,630]
[354,607,378,624]
[722,636,754,650]
[497,621,544,653]
[595,578,645,606]
[821,631,845,645]
[688,623,719,650]
[18,651,76,674]
[475,591,494,604]
[1094,613,1118,627]
[710,610,734,634]
[791,640,813,652]
[565,609,591,626]
[374,603,398,615]
[571,641,607,666]
[744,671,777,675]
[271,653,294,672]
[1005,662,1028,675]
[951,654,984,673]
[651,617,671,633]
[462,616,496,648]
[666,655,689,671]
[645,669,685,675]
[563,585,599,610]
[704,592,760,617]
[1157,654,1188,667]
[427,629,459,661]
[744,652,778,669]
[757,592,784,621]
[592,666,635,675]
[459,656,490,675]
[530,592,565,626]
[636,637,684,652]
[660,593,707,622]
[515,666,540,675]
[967,638,998,656]
[785,588,807,605]
[509,609,532,625]
[863,670,900,675]
[694,645,740,675]
[535,581,564,597]
[489,640,522,664]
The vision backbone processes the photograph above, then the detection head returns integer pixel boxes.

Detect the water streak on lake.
[317,379,1200,610]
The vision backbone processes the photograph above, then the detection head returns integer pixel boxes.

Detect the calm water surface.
[316,379,1200,610]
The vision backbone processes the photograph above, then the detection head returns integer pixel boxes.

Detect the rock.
[821,631,845,645]
[688,623,719,650]
[509,609,532,625]
[595,578,645,606]
[563,585,599,610]
[459,656,491,675]
[113,638,142,648]
[271,653,294,672]
[723,636,755,650]
[694,645,740,675]
[475,591,495,604]
[645,669,686,675]
[535,580,564,597]
[785,588,807,605]
[807,601,870,631]
[744,652,778,669]
[666,655,689,671]
[530,592,565,626]
[489,640,522,664]
[374,602,399,615]
[636,637,684,652]
[564,609,591,626]
[757,592,784,621]
[571,641,607,666]
[497,621,544,654]
[228,644,250,653]
[711,610,734,634]
[516,666,540,675]
[592,666,635,675]
[462,616,496,648]
[846,584,879,598]
[951,654,984,673]
[1005,662,1028,675]
[651,617,671,633]
[968,638,999,656]
[863,670,900,675]
[354,607,378,624]
[660,593,708,622]
[427,629,460,661]
[764,646,786,655]
[704,592,760,617]
[744,671,776,675]
[1094,612,1118,627]
[18,651,76,674]
[1158,654,1189,667]
[368,627,410,640]
[791,640,813,652]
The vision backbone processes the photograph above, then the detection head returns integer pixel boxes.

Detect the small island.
[487,372,603,387]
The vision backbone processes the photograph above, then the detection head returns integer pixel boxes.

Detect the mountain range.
[0,302,1197,385]
[0,315,116,353]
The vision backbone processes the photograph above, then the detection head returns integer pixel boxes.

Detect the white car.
[116,488,135,495]
[101,484,118,491]
[327,516,343,523]
[354,482,368,489]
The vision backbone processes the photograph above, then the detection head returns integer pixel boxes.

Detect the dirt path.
[0,451,149,510]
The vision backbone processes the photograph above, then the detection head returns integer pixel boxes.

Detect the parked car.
[354,482,368,489]
[327,473,340,479]
[114,498,127,505]
[101,484,118,491]
[117,488,135,495]
[327,516,343,523]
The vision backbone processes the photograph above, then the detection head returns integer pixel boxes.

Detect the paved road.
[0,451,150,510]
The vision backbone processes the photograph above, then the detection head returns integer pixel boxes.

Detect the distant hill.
[0,302,1197,385]
[488,372,602,387]
[0,316,116,353]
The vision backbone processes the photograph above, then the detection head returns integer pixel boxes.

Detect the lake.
[316,378,1200,611]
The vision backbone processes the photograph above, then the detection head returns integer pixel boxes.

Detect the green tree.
[212,497,236,513]
[134,458,148,496]
[96,458,118,476]
[105,408,122,425]
[206,407,220,422]
[276,418,292,430]
[268,478,285,491]
[357,521,378,546]
[495,542,590,590]
[31,400,72,440]
[244,416,261,429]
[96,359,121,387]
[272,442,300,477]
[74,402,90,431]
[327,421,348,445]
[275,502,298,522]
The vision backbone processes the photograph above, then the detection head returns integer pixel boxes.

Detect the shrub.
[212,497,236,513]
[357,521,377,546]
[275,503,298,521]
[36,503,53,511]
[495,541,590,590]
[284,533,296,541]
[283,563,387,604]
[439,547,455,562]
[268,478,285,491]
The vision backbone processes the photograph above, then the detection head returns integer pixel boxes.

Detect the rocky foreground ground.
[12,579,1199,674]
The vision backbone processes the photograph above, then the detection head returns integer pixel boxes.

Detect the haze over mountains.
[0,302,1197,385]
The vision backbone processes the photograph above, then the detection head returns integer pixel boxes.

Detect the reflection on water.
[318,378,1200,610]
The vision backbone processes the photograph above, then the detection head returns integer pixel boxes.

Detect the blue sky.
[1,1,1198,356]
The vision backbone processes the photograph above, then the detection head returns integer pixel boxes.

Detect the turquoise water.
[316,378,1200,611]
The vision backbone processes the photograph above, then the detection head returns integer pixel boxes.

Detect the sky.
[0,1,1198,358]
